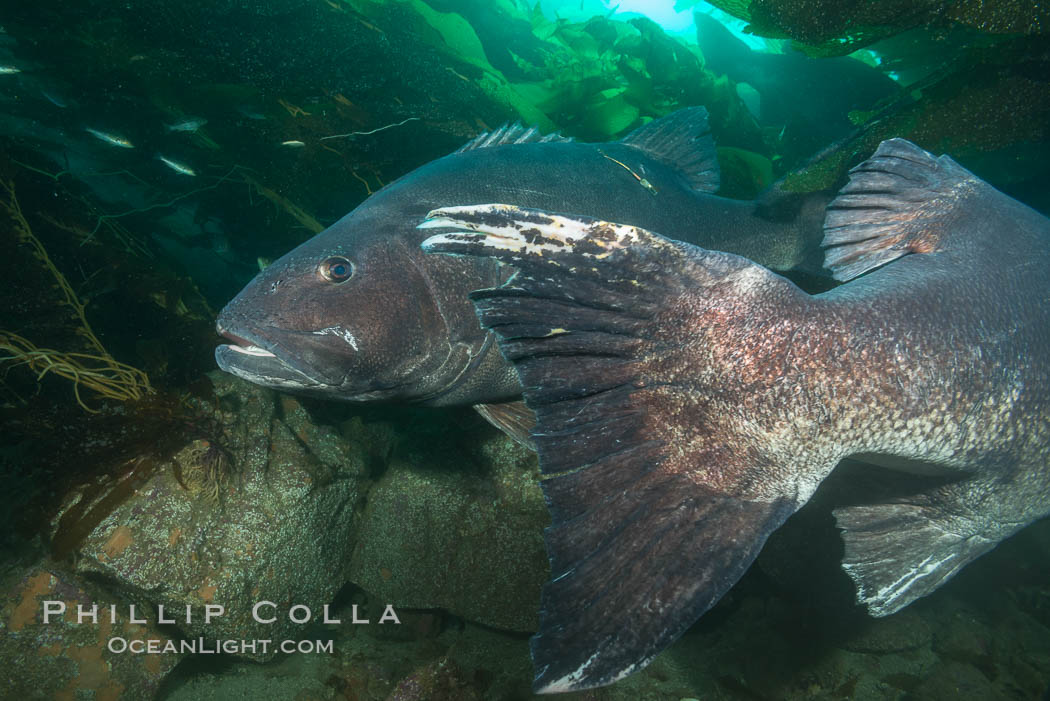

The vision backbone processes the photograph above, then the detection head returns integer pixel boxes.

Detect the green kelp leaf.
[612,27,646,59]
[582,16,621,49]
[530,4,564,42]
[477,73,556,130]
[406,0,494,71]
[708,74,752,128]
[717,146,773,198]
[340,0,555,130]
[340,0,479,63]
[581,87,641,139]
[603,15,645,45]
[619,55,650,80]
[516,68,618,120]
[552,22,603,60]
[507,48,547,80]
[510,80,564,114]
[704,0,752,22]
[627,18,691,85]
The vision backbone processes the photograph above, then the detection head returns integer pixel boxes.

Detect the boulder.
[349,427,549,632]
[51,372,368,661]
[0,561,181,699]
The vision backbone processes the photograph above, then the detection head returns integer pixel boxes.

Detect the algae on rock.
[50,372,368,661]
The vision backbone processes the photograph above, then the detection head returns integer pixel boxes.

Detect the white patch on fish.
[312,325,359,350]
[0,66,21,75]
[419,204,644,259]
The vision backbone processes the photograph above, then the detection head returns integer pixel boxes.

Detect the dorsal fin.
[455,123,574,153]
[619,106,720,193]
[822,138,979,281]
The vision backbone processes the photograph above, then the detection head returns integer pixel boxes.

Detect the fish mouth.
[217,329,277,358]
[214,324,323,390]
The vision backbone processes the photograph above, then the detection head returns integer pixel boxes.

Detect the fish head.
[215,208,474,402]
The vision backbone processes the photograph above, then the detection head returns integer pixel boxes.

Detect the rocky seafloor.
[2,370,1050,700]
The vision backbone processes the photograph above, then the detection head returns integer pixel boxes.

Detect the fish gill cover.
[0,0,1048,699]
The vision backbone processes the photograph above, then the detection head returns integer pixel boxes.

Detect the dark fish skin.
[418,139,1050,692]
[215,109,826,411]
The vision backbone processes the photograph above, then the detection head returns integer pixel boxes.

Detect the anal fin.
[835,500,998,617]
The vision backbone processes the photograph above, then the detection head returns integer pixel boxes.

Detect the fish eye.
[318,256,354,283]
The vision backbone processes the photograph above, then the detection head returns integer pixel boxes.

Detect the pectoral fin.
[421,205,798,691]
[474,400,536,449]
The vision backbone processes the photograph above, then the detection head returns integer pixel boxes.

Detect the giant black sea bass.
[419,140,1050,692]
[214,108,826,441]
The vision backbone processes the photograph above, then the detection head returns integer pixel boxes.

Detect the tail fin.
[420,205,796,692]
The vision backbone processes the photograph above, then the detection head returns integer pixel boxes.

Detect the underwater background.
[1,0,1050,699]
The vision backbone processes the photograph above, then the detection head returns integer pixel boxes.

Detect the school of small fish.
[3,56,419,186]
